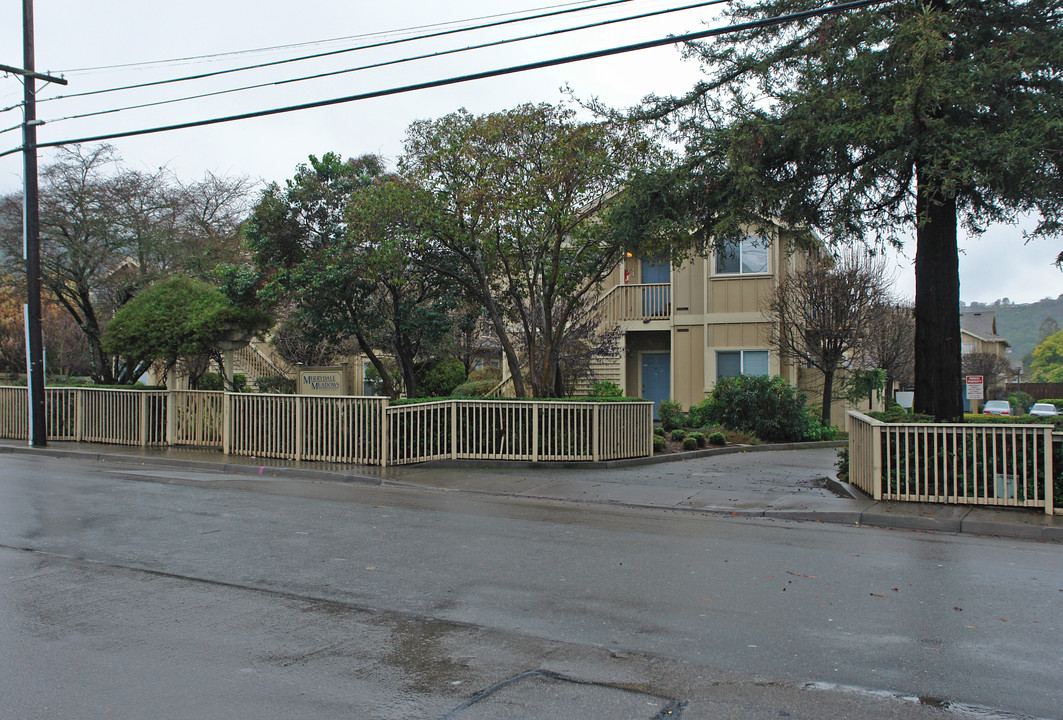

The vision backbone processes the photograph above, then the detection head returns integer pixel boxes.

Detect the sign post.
[965,375,984,414]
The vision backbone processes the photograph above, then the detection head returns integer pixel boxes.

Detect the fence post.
[450,400,458,460]
[294,395,303,463]
[75,388,83,443]
[871,423,883,500]
[532,402,539,463]
[380,398,388,468]
[139,391,148,447]
[1045,428,1055,516]
[222,392,231,456]
[592,403,601,462]
[166,390,176,447]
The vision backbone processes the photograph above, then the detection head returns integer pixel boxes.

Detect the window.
[715,236,770,275]
[961,343,975,355]
[717,350,770,380]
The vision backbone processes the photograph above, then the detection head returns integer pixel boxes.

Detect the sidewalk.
[2,439,1061,542]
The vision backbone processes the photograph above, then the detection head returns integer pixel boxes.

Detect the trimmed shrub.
[683,436,699,451]
[687,431,706,448]
[450,379,498,397]
[704,375,809,443]
[670,428,687,442]
[659,400,687,431]
[653,435,666,453]
[653,426,666,437]
[707,431,726,446]
[590,379,624,397]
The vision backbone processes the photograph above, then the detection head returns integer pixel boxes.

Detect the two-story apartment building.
[590,231,808,416]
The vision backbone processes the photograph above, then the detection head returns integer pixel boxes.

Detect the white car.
[981,400,1013,416]
[1029,403,1060,417]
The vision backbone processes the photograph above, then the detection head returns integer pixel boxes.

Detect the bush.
[707,431,726,446]
[653,435,666,453]
[659,400,687,431]
[803,413,839,441]
[418,357,467,398]
[256,375,296,394]
[687,431,706,448]
[653,426,665,437]
[670,428,687,442]
[450,379,499,397]
[683,436,699,451]
[688,398,715,428]
[704,375,810,443]
[1007,391,1035,414]
[590,379,624,397]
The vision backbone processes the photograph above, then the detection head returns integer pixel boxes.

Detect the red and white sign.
[965,375,984,400]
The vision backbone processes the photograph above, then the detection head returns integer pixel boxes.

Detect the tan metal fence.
[601,283,671,323]
[0,387,651,466]
[847,411,1056,514]
[386,399,654,465]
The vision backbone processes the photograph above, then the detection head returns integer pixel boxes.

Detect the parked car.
[982,400,1013,416]
[1029,402,1060,417]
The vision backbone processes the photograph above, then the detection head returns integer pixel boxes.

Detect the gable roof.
[960,312,1006,343]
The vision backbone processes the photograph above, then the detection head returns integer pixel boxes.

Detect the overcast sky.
[2,0,1059,305]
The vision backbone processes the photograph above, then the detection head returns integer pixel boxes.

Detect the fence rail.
[847,411,1056,514]
[0,386,652,467]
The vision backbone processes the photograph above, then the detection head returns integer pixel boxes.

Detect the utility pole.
[5,0,66,446]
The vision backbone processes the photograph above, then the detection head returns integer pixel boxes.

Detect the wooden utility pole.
[9,0,66,446]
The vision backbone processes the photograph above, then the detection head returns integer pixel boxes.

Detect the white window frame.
[714,236,772,276]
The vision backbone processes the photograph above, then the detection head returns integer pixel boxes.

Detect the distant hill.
[963,296,1063,366]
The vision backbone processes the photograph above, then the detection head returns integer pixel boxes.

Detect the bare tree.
[962,352,1012,396]
[862,301,916,399]
[768,251,890,424]
[0,144,252,384]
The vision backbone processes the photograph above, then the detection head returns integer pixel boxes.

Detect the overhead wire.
[60,0,634,73]
[38,0,733,127]
[0,0,892,160]
[37,0,647,103]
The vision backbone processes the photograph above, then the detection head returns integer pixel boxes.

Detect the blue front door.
[641,352,671,420]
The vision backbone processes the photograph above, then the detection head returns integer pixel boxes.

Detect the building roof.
[960,311,1006,342]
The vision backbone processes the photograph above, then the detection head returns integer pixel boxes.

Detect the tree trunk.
[821,368,834,426]
[913,176,963,421]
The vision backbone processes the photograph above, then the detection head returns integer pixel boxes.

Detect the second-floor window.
[715,236,770,275]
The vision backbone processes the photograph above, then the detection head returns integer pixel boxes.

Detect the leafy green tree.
[102,276,269,384]
[631,0,1063,420]
[1028,330,1063,382]
[400,103,665,397]
[244,153,455,399]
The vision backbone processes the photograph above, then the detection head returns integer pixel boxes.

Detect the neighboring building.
[960,311,1009,358]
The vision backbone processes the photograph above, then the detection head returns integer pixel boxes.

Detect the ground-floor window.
[716,350,770,380]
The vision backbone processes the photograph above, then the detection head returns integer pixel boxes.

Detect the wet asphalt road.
[1,453,1061,719]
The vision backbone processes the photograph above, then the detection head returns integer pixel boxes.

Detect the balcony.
[600,283,671,325]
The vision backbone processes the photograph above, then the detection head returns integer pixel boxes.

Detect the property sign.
[965,375,984,400]
[298,367,348,396]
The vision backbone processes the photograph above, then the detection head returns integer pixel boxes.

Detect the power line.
[39,0,732,127]
[0,0,892,160]
[37,0,645,104]
[60,0,627,73]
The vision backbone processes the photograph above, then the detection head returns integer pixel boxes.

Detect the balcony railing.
[601,283,671,324]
